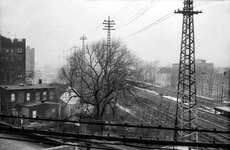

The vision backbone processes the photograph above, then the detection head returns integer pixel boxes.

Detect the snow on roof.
[59,88,79,105]
[0,83,56,90]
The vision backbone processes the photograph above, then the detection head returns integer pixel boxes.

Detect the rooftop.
[214,106,230,113]
[0,83,56,90]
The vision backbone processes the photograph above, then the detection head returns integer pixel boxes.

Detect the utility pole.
[103,16,115,53]
[80,34,87,52]
[174,0,202,144]
[80,34,87,66]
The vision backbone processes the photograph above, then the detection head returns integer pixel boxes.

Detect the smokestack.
[39,79,42,84]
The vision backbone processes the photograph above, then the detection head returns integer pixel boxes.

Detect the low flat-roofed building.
[0,82,61,125]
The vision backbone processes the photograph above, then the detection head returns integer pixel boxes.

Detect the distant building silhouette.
[171,59,230,100]
[26,46,35,82]
[156,67,171,87]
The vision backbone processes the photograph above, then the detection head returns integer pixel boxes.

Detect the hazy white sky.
[1,0,230,68]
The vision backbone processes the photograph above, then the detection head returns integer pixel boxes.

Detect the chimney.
[39,79,42,84]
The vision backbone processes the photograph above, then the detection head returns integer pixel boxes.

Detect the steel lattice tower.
[174,0,202,142]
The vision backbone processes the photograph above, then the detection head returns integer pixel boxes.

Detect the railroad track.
[134,87,230,145]
[129,101,230,146]
[136,87,229,129]
[197,109,230,130]
[137,82,224,108]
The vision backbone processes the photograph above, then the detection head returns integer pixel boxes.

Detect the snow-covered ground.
[223,100,230,104]
[138,81,216,101]
[134,86,159,95]
[0,133,50,150]
[162,95,177,102]
[197,107,215,114]
[136,86,218,114]
[116,104,135,116]
[197,95,213,101]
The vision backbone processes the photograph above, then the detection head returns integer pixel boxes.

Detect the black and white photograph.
[0,0,229,149]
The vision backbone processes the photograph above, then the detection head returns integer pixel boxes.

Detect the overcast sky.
[1,0,230,69]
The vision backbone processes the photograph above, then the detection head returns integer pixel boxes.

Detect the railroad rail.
[134,86,230,145]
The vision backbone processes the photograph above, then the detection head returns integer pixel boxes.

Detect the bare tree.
[59,40,142,120]
[137,61,159,83]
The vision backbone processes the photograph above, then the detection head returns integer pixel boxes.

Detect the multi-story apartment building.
[0,82,60,125]
[0,35,26,85]
[26,46,35,81]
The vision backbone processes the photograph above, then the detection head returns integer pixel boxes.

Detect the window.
[11,93,15,102]
[11,49,14,53]
[43,91,47,101]
[18,56,23,61]
[12,108,18,116]
[18,75,23,79]
[52,108,56,114]
[17,48,23,53]
[6,49,9,53]
[49,91,54,100]
[11,57,14,62]
[36,92,40,101]
[32,110,37,118]
[26,93,30,101]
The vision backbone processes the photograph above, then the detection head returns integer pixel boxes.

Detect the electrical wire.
[124,11,174,39]
[117,0,160,29]
[0,125,228,148]
[86,0,138,38]
[0,114,229,134]
[123,1,219,39]
[111,0,138,18]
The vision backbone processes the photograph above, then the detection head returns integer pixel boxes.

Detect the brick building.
[0,82,60,125]
[0,35,26,85]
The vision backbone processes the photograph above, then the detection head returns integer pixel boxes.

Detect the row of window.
[3,48,23,54]
[11,91,54,102]
[1,56,23,62]
[32,108,56,118]
[0,71,23,79]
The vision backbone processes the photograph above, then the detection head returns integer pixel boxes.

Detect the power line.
[0,125,229,148]
[117,0,160,29]
[124,11,174,39]
[123,1,218,39]
[111,0,138,18]
[0,114,229,134]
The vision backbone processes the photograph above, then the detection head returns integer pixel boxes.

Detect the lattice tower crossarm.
[174,0,202,142]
